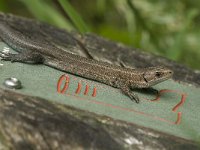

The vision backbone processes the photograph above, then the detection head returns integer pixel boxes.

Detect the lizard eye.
[155,72,161,77]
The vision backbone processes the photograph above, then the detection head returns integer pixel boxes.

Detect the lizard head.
[143,66,173,87]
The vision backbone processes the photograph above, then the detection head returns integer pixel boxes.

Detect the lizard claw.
[0,51,8,56]
[0,51,15,61]
[0,51,9,59]
[129,92,140,103]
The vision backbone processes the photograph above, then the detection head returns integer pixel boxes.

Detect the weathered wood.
[0,12,200,149]
[0,89,199,150]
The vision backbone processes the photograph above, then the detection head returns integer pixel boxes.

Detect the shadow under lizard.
[0,22,173,103]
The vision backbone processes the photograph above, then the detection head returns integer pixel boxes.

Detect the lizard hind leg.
[0,51,44,64]
[120,84,140,103]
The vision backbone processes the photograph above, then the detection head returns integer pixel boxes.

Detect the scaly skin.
[0,21,173,103]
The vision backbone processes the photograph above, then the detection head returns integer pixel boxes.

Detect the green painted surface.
[0,42,200,141]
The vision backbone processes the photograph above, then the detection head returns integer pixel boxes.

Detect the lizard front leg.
[110,78,140,103]
[0,51,44,64]
[120,83,140,103]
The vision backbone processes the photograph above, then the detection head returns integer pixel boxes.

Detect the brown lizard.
[0,22,173,103]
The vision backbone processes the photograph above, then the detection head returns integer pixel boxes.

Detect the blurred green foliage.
[0,0,200,69]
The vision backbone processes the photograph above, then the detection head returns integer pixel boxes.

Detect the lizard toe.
[129,93,140,103]
[0,51,14,61]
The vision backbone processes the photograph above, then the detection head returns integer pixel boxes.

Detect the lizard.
[0,21,173,103]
